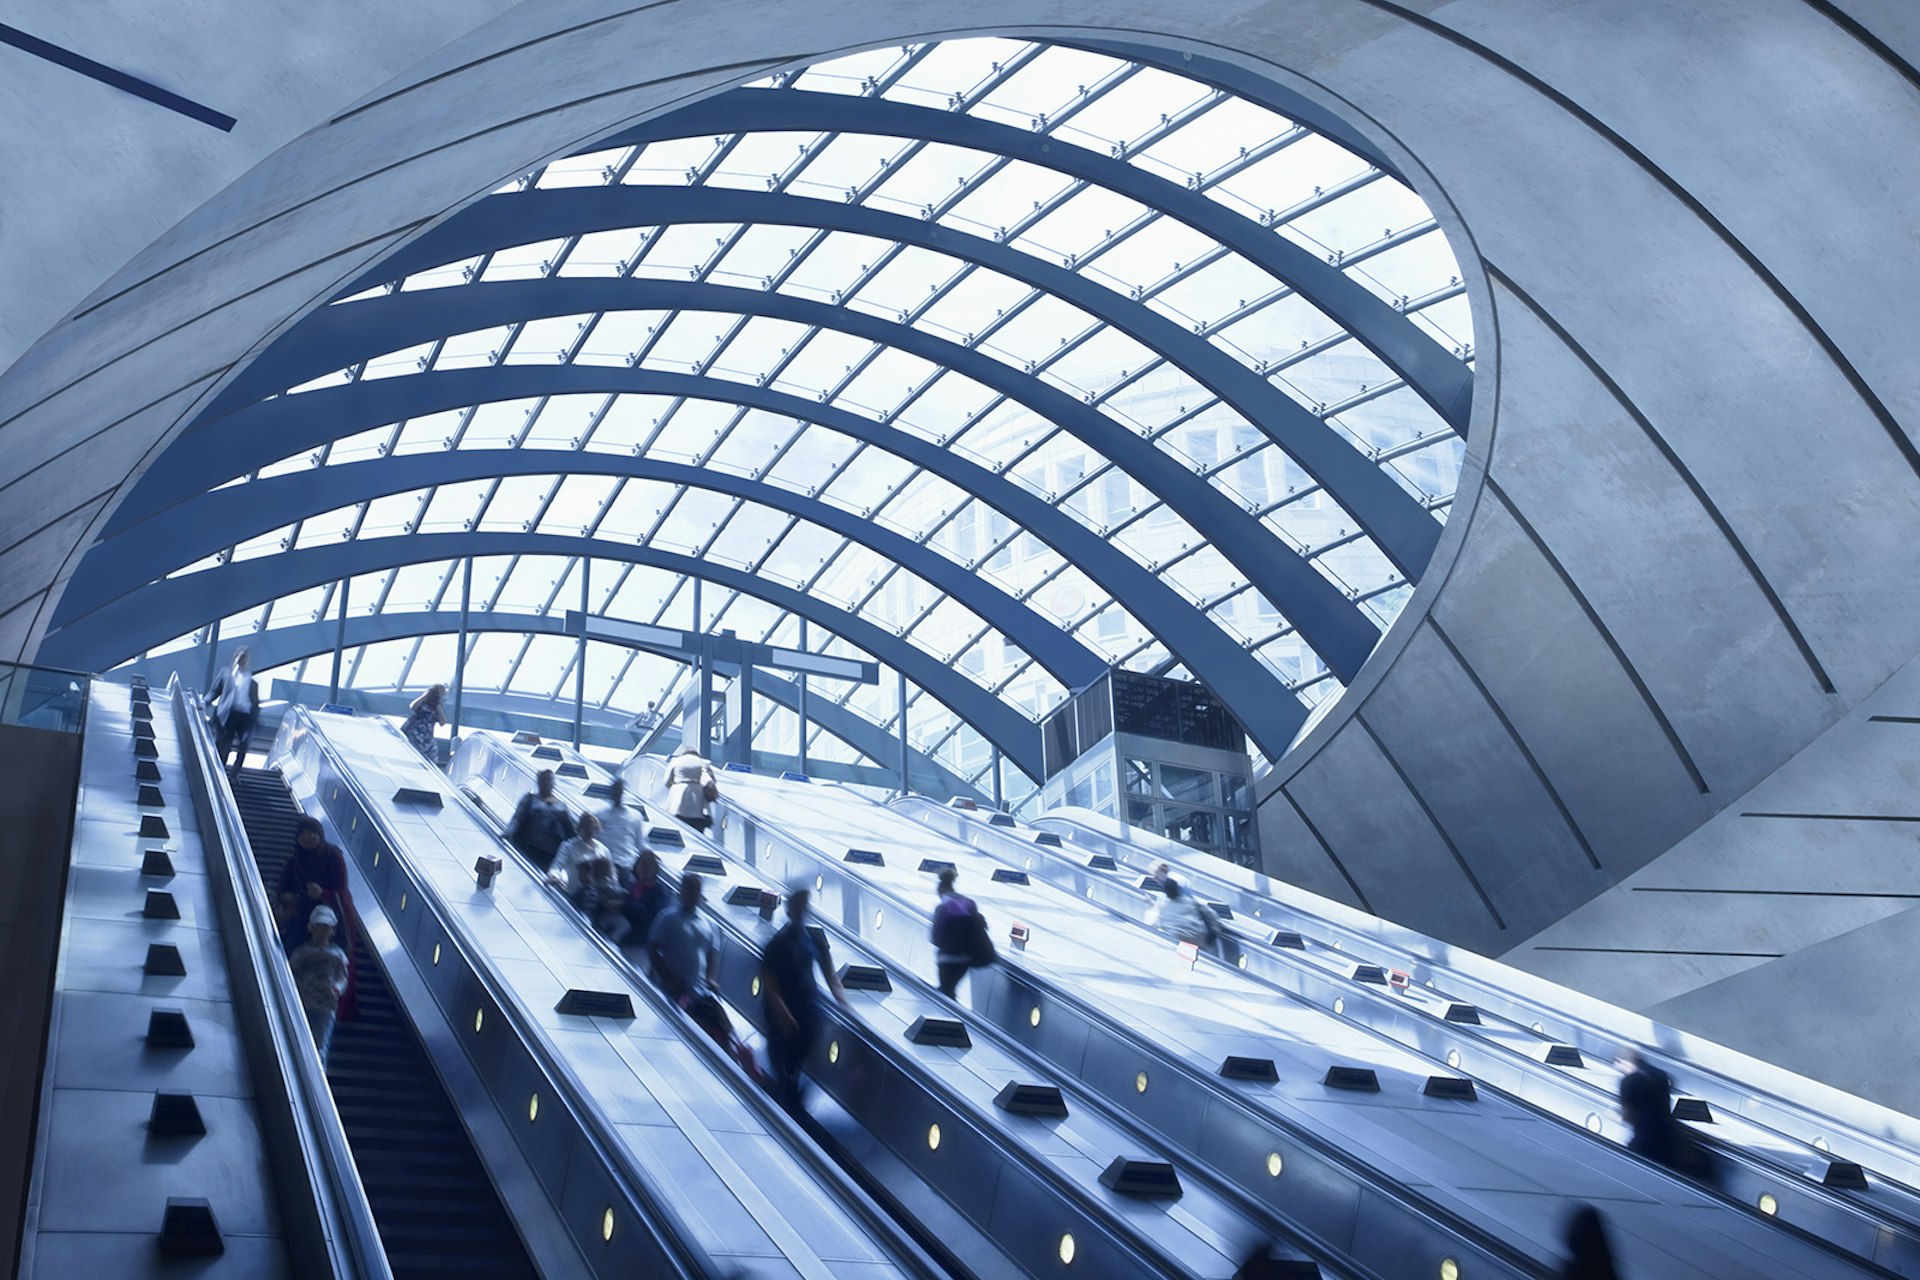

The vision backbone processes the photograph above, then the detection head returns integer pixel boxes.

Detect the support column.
[450,558,472,743]
[738,661,754,770]
[991,746,1003,811]
[328,577,351,703]
[200,616,222,694]
[691,579,710,756]
[897,671,910,797]
[572,559,589,749]
[796,619,810,776]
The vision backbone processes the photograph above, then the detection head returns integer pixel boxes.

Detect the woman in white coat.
[665,744,717,832]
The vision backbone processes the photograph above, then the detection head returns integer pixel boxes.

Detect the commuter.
[1560,1204,1621,1280]
[759,881,847,1113]
[507,769,575,872]
[594,778,649,879]
[1145,860,1172,893]
[665,744,718,833]
[400,683,447,761]
[208,646,260,777]
[624,848,670,943]
[650,874,766,1081]
[289,904,350,1065]
[276,815,352,956]
[548,812,606,899]
[930,867,994,998]
[1620,1055,1722,1187]
[1147,877,1222,954]
[578,851,630,944]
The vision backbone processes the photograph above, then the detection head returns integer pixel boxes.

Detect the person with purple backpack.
[930,867,995,998]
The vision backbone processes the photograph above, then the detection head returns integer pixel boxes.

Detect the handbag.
[700,770,719,804]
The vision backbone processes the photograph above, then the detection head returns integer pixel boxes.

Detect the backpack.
[963,908,998,969]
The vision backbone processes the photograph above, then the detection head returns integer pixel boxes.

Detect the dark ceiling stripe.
[1361,0,1920,481]
[1354,712,1504,929]
[0,23,234,130]
[1486,263,1834,696]
[1277,787,1376,914]
[1427,617,1600,870]
[1485,477,1709,794]
[1800,0,1920,96]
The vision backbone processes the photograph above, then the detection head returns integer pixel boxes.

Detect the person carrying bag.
[930,867,995,997]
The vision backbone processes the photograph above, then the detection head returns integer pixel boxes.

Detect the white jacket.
[1147,892,1215,948]
[665,753,714,820]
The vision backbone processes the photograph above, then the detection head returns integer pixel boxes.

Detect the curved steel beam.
[127,611,990,800]
[1057,40,1402,180]
[100,365,1309,755]
[66,448,1107,687]
[335,185,1440,577]
[593,87,1471,432]
[199,277,1382,681]
[42,531,1045,777]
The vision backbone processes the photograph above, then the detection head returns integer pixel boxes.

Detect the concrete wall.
[4,1,1920,1106]
[0,723,85,1273]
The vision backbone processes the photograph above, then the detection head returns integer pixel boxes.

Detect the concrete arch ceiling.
[48,34,1477,798]
[9,1,1920,1106]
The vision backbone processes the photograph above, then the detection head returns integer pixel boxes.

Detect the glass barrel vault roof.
[67,37,1473,807]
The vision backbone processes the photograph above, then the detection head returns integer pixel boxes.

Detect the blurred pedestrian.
[1561,1204,1620,1279]
[401,683,447,761]
[595,777,649,879]
[208,646,260,777]
[508,769,575,872]
[549,812,606,899]
[760,881,846,1112]
[625,848,670,942]
[276,815,351,954]
[1621,1053,1721,1187]
[289,904,349,1065]
[930,867,993,998]
[666,744,717,833]
[1147,877,1222,955]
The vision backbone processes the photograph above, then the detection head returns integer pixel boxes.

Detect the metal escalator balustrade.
[456,730,1344,1280]
[229,766,538,1279]
[284,708,939,1280]
[20,677,350,1280]
[1029,807,1920,1221]
[625,755,1549,1280]
[897,797,1920,1275]
[173,683,392,1280]
[662,761,1895,1280]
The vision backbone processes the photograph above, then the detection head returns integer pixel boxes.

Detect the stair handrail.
[172,679,391,1280]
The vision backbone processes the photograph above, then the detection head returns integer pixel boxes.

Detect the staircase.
[231,767,538,1279]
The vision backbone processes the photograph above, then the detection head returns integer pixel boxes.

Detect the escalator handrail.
[463,736,1221,1280]
[1030,806,1920,1188]
[637,757,1555,1280]
[284,706,721,1280]
[898,797,1920,1276]
[172,682,391,1280]
[452,747,948,1280]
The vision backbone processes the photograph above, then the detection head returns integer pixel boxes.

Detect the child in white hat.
[289,903,349,1063]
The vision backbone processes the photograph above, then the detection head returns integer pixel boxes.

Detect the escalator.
[230,767,538,1280]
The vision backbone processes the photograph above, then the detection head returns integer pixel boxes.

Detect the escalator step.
[230,768,537,1279]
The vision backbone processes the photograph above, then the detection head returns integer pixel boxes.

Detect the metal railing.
[173,680,390,1280]
[0,659,89,734]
